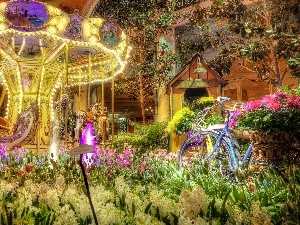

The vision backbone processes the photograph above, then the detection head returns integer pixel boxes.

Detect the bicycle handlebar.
[217,96,231,103]
[195,96,243,121]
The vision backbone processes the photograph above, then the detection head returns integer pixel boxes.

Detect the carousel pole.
[37,47,45,153]
[111,60,115,148]
[78,68,81,101]
[88,52,92,111]
[64,44,69,147]
[101,66,104,114]
[101,65,106,146]
[60,82,62,101]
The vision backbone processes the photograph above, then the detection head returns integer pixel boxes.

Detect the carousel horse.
[91,102,109,142]
[74,110,86,142]
[0,105,37,149]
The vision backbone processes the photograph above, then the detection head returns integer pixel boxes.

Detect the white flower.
[134,212,153,225]
[61,187,92,220]
[149,187,180,223]
[0,180,17,197]
[114,176,131,196]
[90,185,114,206]
[180,186,209,220]
[40,189,60,212]
[24,180,40,202]
[96,202,126,225]
[53,205,77,225]
[251,202,273,225]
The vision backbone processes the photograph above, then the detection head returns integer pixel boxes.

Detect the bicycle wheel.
[199,131,238,176]
[178,131,211,169]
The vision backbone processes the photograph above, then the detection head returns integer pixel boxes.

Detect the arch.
[184,87,209,105]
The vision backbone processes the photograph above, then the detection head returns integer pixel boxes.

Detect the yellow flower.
[196,97,214,106]
[166,107,195,134]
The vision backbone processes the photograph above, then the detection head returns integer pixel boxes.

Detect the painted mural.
[5,0,49,30]
[99,21,121,48]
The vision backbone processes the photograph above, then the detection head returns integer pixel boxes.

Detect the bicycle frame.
[204,100,253,169]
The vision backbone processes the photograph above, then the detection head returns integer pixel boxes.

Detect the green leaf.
[144,202,152,214]
[132,202,136,216]
[170,212,179,225]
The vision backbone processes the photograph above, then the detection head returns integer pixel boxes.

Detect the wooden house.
[166,53,227,151]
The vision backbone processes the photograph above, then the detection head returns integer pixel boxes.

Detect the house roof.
[166,53,227,92]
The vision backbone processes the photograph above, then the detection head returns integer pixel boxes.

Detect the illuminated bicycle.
[178,97,253,177]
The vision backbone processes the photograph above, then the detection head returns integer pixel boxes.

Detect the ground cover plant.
[1,145,300,225]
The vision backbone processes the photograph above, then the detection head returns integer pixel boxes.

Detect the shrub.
[114,122,169,152]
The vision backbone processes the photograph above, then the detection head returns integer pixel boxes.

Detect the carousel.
[0,0,131,153]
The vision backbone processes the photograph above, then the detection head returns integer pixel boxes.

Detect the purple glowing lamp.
[79,123,96,164]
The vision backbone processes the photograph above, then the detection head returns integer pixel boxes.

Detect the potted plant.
[229,92,300,165]
[166,107,195,135]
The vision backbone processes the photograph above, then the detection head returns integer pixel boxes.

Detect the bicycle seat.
[205,124,225,131]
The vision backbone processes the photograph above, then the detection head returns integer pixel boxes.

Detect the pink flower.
[286,95,300,109]
[274,92,288,100]
[262,94,276,103]
[228,109,242,128]
[232,109,242,118]
[244,100,262,111]
[266,99,281,111]
[228,119,238,128]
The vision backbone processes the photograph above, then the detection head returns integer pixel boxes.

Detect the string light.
[0,71,10,119]
[0,0,131,131]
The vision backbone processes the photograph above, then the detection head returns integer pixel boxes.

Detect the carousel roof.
[0,0,131,87]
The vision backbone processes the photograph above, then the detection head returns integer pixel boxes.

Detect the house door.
[184,88,209,108]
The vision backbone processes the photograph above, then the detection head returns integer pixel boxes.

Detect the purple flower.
[117,156,123,164]
[0,144,7,161]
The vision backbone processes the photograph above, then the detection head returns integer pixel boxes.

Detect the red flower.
[17,169,25,177]
[138,163,147,172]
[24,164,34,172]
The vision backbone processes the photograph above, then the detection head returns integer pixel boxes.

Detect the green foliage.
[179,0,300,86]
[97,0,179,123]
[166,107,195,135]
[279,85,300,96]
[114,122,169,152]
[204,112,224,126]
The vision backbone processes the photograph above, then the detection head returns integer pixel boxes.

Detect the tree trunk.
[270,40,283,88]
[139,74,146,125]
[263,0,283,88]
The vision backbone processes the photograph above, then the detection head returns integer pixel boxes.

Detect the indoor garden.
[1,0,300,224]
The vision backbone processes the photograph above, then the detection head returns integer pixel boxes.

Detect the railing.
[175,0,206,10]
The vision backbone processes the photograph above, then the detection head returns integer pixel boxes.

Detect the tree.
[177,0,300,87]
[92,0,178,124]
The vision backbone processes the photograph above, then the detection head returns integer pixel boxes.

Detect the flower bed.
[1,145,300,224]
[229,92,300,134]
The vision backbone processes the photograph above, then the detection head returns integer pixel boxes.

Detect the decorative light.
[0,0,131,138]
[0,71,10,119]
